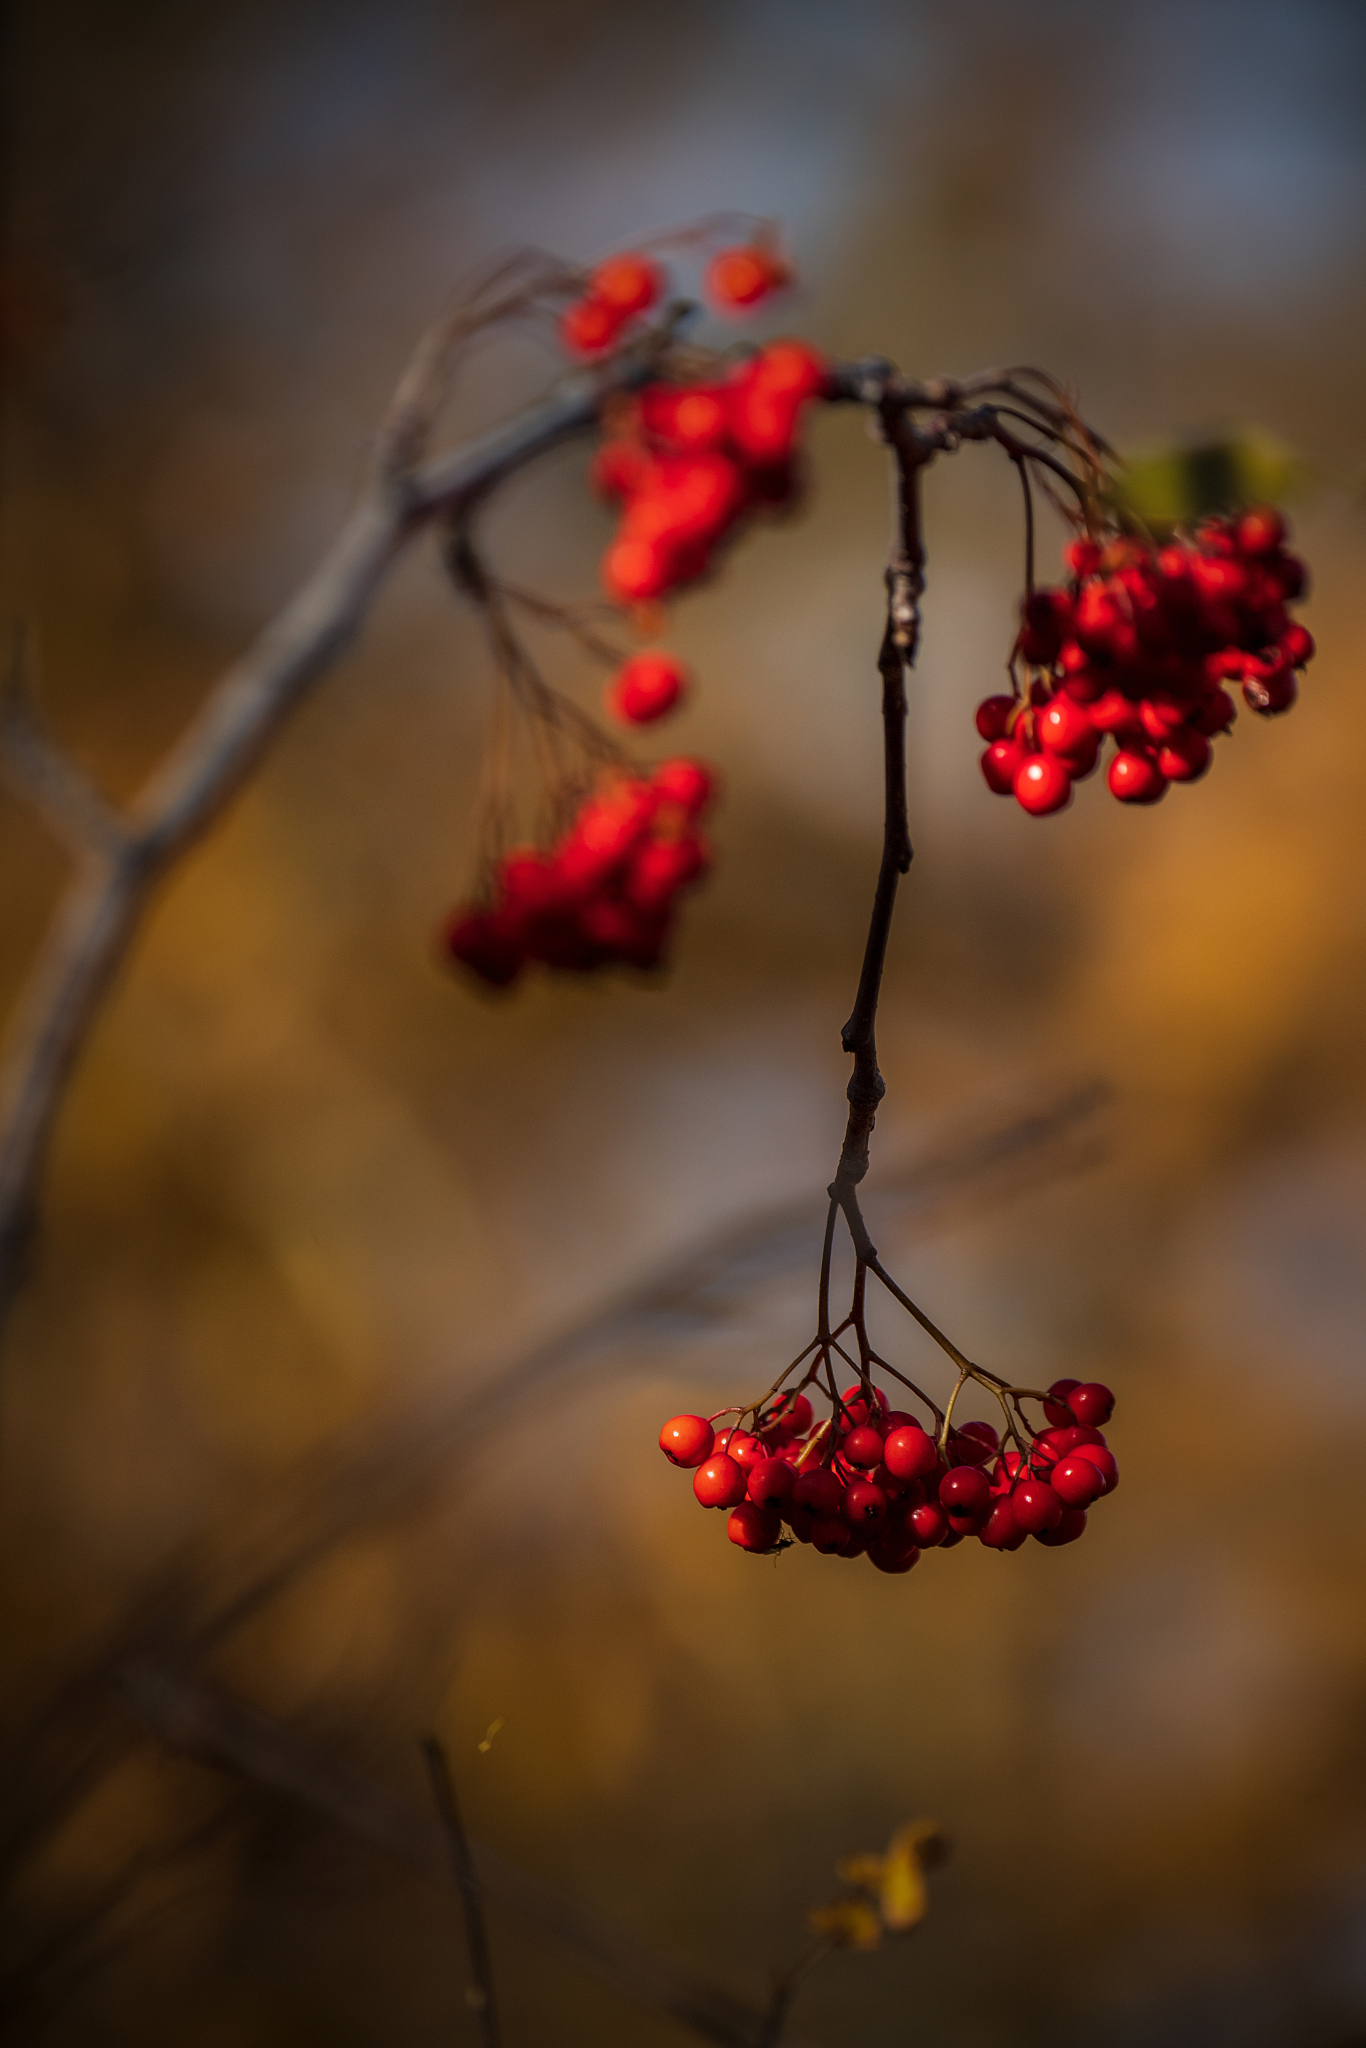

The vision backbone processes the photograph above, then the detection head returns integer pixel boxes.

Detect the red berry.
[1066,1381,1115,1427]
[784,1503,815,1543]
[713,1429,764,1472]
[652,757,718,816]
[747,1457,795,1508]
[442,908,524,989]
[1050,1455,1105,1508]
[1011,1478,1063,1534]
[811,1515,856,1555]
[793,1467,844,1518]
[1108,748,1168,805]
[981,738,1025,794]
[659,1414,715,1468]
[909,1500,948,1546]
[705,245,788,309]
[769,1391,813,1436]
[1070,1443,1119,1494]
[939,1465,991,1517]
[975,694,1017,741]
[560,297,623,356]
[1235,505,1286,556]
[603,535,669,601]
[957,1420,999,1461]
[1064,538,1103,578]
[1014,751,1073,816]
[883,1425,939,1484]
[1038,695,1094,759]
[843,1426,885,1469]
[1043,1378,1079,1428]
[608,651,689,725]
[693,1455,747,1508]
[1035,1507,1087,1546]
[1158,729,1211,783]
[589,253,663,318]
[979,1498,1025,1550]
[1281,623,1314,667]
[727,1502,782,1552]
[866,1529,922,1574]
[843,1479,888,1527]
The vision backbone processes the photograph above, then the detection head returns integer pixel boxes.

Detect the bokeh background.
[3,1,1366,2042]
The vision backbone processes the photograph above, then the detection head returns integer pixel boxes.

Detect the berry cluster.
[659,1376,1117,1573]
[593,341,829,604]
[978,509,1314,815]
[443,758,715,986]
[559,240,789,357]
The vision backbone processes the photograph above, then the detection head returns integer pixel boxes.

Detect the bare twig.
[0,330,671,1337]
[421,1735,501,2048]
[117,1658,827,2048]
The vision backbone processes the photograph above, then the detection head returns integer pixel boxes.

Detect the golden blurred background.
[3,1,1366,2042]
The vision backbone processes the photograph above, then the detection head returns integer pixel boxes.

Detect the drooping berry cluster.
[659,1376,1117,1573]
[978,508,1314,815]
[559,237,789,356]
[593,341,829,604]
[444,758,716,986]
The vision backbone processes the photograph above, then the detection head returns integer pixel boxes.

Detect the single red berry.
[785,1503,815,1543]
[1066,1381,1115,1427]
[705,245,788,309]
[909,1500,948,1546]
[1070,1443,1119,1494]
[939,1466,991,1517]
[589,253,663,317]
[843,1479,888,1526]
[1011,1478,1064,1534]
[866,1529,921,1574]
[811,1515,856,1555]
[1281,623,1314,667]
[874,1463,921,1504]
[794,1467,844,1518]
[979,1498,1025,1550]
[981,738,1025,795]
[1064,537,1103,578]
[560,297,624,356]
[1035,1506,1087,1547]
[1194,686,1238,735]
[1235,505,1286,556]
[747,1457,795,1508]
[652,757,718,816]
[1014,751,1073,816]
[603,535,670,601]
[713,1429,764,1472]
[1108,748,1168,805]
[693,1454,747,1508]
[1043,1378,1080,1427]
[975,694,1017,741]
[883,1425,939,1484]
[659,1414,715,1468]
[608,651,689,726]
[1050,1455,1105,1508]
[769,1391,813,1436]
[442,908,524,989]
[957,1420,999,1460]
[1158,729,1212,783]
[1038,694,1095,759]
[843,1426,885,1470]
[727,1502,782,1552]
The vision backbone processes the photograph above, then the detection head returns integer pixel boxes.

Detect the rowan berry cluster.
[558,235,789,357]
[442,757,715,985]
[592,341,828,605]
[659,1376,1117,1573]
[978,508,1314,814]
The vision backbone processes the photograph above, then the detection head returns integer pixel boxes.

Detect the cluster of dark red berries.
[659,1376,1117,1573]
[443,758,715,986]
[559,242,790,357]
[593,341,828,604]
[978,508,1314,815]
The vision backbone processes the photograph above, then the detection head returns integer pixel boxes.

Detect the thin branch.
[421,1736,502,2048]
[117,1658,827,2048]
[0,628,126,858]
[0,334,668,1337]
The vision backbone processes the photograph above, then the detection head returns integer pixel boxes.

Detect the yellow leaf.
[807,1899,883,1951]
